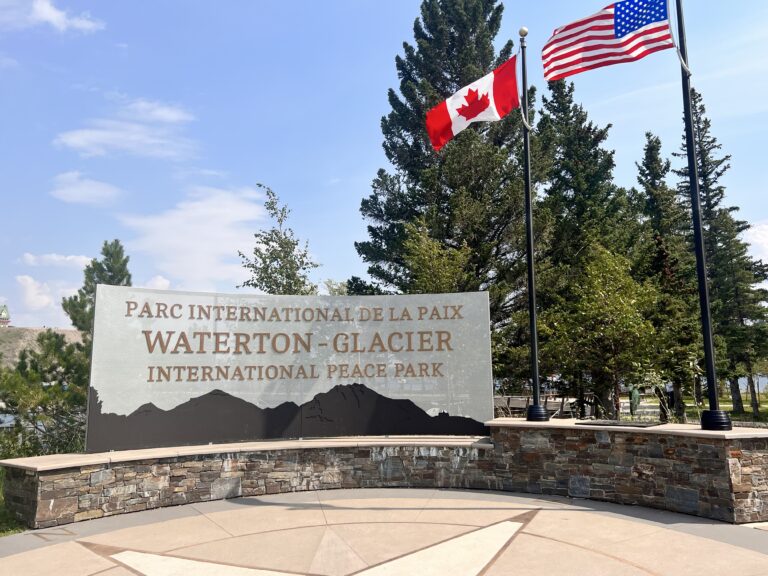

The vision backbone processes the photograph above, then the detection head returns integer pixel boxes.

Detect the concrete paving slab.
[614,529,768,576]
[2,489,767,576]
[172,525,327,573]
[320,497,429,525]
[0,541,116,576]
[485,533,650,576]
[203,503,327,536]
[329,522,473,565]
[78,515,231,553]
[308,527,368,576]
[112,550,298,576]
[355,520,523,576]
[524,508,664,546]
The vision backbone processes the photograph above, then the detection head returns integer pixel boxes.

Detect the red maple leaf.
[456,88,490,120]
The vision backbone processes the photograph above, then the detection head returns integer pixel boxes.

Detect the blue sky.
[1,0,767,328]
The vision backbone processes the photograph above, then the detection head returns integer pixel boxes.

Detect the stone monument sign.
[86,286,493,451]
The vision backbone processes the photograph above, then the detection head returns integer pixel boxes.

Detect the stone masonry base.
[2,421,767,528]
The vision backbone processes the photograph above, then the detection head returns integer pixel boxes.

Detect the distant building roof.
[0,304,9,325]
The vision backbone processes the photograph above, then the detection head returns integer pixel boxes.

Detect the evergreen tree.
[635,132,699,420]
[240,185,319,296]
[62,239,132,341]
[355,0,536,330]
[402,218,471,293]
[2,240,133,456]
[543,244,657,418]
[673,89,768,414]
[536,81,629,274]
[535,80,644,406]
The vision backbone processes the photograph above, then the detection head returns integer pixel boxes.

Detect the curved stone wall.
[2,421,768,528]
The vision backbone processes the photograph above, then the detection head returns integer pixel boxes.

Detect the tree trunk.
[613,380,621,420]
[597,388,612,419]
[747,372,760,419]
[729,376,745,414]
[673,382,686,423]
[656,386,670,423]
[694,376,702,405]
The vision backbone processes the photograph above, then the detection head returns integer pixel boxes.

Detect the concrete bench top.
[0,435,492,472]
[487,417,768,439]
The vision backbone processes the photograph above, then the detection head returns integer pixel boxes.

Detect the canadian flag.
[425,56,520,151]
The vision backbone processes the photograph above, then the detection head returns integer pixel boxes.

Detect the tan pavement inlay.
[2,489,768,576]
[1,541,117,576]
[79,515,232,553]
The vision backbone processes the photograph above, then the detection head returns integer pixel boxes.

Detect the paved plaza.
[1,488,767,576]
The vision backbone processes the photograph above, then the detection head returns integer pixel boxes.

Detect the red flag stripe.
[546,41,673,81]
[546,6,614,38]
[544,26,673,73]
[542,26,615,59]
[543,22,670,67]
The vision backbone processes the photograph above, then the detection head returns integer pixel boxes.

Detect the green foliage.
[634,132,699,418]
[240,184,319,296]
[402,218,471,293]
[1,240,132,458]
[355,0,534,332]
[352,0,768,407]
[543,245,657,416]
[673,89,768,411]
[345,276,388,296]
[323,279,348,296]
[0,468,24,536]
[62,239,132,342]
[0,332,88,455]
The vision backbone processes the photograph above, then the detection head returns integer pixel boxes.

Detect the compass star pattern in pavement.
[2,489,768,576]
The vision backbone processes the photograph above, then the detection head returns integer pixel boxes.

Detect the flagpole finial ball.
[519,26,528,38]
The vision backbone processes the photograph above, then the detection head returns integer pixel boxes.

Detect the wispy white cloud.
[16,275,53,310]
[22,252,90,269]
[0,0,103,32]
[173,167,227,180]
[30,0,102,32]
[142,275,171,290]
[121,186,266,290]
[55,119,195,159]
[13,275,76,327]
[120,98,194,124]
[55,97,196,159]
[745,221,768,264]
[49,170,122,204]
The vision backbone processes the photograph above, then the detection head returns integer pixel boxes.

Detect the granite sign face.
[86,286,493,451]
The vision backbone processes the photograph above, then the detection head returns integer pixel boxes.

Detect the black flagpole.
[674,0,731,430]
[520,27,548,422]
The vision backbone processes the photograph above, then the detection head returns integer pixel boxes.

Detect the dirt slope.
[0,327,81,368]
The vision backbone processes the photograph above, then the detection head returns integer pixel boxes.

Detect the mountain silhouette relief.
[86,383,487,452]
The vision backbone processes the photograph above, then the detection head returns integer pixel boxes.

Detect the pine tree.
[355,0,534,326]
[62,239,132,341]
[635,132,699,419]
[535,81,644,410]
[673,88,768,414]
[543,244,657,418]
[2,240,133,455]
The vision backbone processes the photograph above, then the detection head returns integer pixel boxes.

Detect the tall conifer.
[356,0,541,336]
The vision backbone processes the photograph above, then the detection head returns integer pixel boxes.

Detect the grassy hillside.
[0,327,80,368]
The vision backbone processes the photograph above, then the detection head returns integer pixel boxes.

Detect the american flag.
[542,0,675,82]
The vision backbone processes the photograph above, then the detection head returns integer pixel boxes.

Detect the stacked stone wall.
[491,426,768,523]
[3,426,768,528]
[4,445,497,529]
